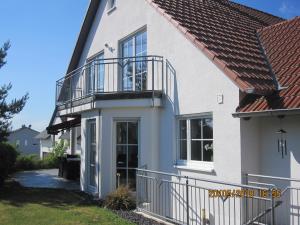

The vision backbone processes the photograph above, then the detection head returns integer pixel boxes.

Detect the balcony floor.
[57,90,163,111]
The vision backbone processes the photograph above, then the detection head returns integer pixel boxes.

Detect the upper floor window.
[86,52,105,94]
[108,0,116,11]
[24,139,28,146]
[121,31,147,91]
[178,115,213,162]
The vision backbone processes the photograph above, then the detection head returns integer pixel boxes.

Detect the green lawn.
[0,181,134,225]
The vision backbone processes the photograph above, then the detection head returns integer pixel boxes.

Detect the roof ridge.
[258,16,300,32]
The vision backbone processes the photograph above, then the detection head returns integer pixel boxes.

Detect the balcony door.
[116,121,139,190]
[86,53,105,94]
[121,31,147,91]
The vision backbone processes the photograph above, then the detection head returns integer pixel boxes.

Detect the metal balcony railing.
[136,169,280,225]
[56,55,164,106]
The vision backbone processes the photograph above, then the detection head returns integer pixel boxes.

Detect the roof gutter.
[233,108,300,118]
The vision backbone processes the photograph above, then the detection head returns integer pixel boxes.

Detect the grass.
[0,181,134,225]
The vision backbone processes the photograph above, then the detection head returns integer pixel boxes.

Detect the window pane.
[128,122,138,144]
[90,164,96,187]
[203,118,213,139]
[128,169,136,190]
[116,122,127,144]
[116,169,127,188]
[179,120,187,139]
[191,140,202,161]
[128,146,138,168]
[180,140,187,160]
[191,119,202,139]
[89,122,96,144]
[203,141,213,162]
[116,146,127,168]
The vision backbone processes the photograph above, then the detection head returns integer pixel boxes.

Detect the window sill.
[174,163,215,173]
[107,6,117,15]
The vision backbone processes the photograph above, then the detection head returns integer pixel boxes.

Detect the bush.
[15,154,40,171]
[0,143,18,187]
[15,154,60,171]
[104,186,136,210]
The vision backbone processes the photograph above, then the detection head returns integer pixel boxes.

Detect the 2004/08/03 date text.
[209,189,282,198]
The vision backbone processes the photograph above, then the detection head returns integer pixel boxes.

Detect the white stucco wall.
[75,0,241,190]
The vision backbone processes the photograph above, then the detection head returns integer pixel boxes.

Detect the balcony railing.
[56,55,164,106]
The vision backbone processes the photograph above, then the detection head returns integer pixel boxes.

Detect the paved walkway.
[13,169,80,191]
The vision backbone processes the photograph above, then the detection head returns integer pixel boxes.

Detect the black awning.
[47,116,81,135]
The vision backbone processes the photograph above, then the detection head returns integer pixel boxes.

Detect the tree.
[0,42,29,142]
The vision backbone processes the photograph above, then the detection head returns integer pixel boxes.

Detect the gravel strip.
[113,210,167,225]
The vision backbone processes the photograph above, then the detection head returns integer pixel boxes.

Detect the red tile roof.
[148,0,300,113]
[237,17,300,113]
[148,0,284,94]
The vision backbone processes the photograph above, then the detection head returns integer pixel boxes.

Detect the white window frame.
[176,113,214,170]
[113,118,140,190]
[107,0,117,14]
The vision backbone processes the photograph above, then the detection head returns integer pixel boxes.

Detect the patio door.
[116,121,139,190]
[87,119,97,193]
[121,31,147,91]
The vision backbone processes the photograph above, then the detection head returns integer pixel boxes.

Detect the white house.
[35,129,54,159]
[36,127,81,159]
[8,125,40,155]
[47,0,300,224]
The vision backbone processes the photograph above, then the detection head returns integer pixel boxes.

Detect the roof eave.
[233,108,300,118]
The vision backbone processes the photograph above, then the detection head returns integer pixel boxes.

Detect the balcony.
[56,55,164,109]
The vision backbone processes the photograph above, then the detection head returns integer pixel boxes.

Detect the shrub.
[0,143,18,186]
[15,154,40,171]
[104,186,136,210]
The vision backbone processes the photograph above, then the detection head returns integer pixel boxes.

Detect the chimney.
[29,125,32,129]
[22,125,26,128]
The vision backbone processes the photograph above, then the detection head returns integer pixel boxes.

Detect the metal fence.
[56,55,164,106]
[246,173,300,225]
[136,169,281,225]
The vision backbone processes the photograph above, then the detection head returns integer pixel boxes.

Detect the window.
[121,31,147,91]
[108,0,116,10]
[116,121,139,190]
[178,115,213,162]
[24,139,28,146]
[86,53,105,94]
[16,140,20,147]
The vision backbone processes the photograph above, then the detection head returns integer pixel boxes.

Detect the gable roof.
[50,0,299,118]
[35,130,51,140]
[237,17,300,113]
[148,0,284,95]
[10,126,40,135]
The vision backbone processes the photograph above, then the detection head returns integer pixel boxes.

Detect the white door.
[87,119,97,193]
[115,121,139,190]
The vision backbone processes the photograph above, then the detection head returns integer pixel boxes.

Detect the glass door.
[87,119,97,191]
[116,121,139,190]
[86,53,105,94]
[121,31,147,91]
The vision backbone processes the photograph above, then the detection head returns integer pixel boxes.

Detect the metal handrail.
[55,55,165,106]
[246,173,300,183]
[56,55,164,82]
[137,168,270,191]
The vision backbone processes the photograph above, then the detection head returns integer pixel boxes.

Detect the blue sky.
[0,0,299,132]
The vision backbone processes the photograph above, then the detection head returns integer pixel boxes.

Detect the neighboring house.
[47,0,300,224]
[36,127,81,159]
[8,125,40,155]
[35,130,54,159]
